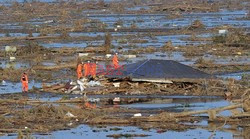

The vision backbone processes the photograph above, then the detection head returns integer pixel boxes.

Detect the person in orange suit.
[84,61,91,77]
[90,61,97,78]
[112,53,119,69]
[21,72,28,93]
[76,62,83,79]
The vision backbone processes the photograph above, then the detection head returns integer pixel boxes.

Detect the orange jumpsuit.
[84,63,90,77]
[77,64,83,79]
[112,55,119,69]
[90,63,97,78]
[21,73,28,92]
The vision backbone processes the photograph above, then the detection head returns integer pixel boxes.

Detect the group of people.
[20,53,119,93]
[77,61,97,79]
[77,53,119,79]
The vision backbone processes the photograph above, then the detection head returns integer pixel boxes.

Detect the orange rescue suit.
[84,63,90,77]
[21,73,28,92]
[112,55,119,69]
[77,63,83,79]
[90,63,97,78]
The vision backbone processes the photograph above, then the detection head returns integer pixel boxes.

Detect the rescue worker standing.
[84,61,91,77]
[77,62,83,79]
[21,72,28,93]
[112,53,119,69]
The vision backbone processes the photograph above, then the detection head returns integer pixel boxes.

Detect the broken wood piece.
[231,113,250,118]
[208,110,217,121]
[243,100,250,112]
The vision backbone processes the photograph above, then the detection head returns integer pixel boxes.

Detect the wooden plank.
[33,63,76,70]
[132,78,173,83]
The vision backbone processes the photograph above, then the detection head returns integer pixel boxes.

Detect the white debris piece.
[87,98,100,103]
[78,53,89,57]
[133,113,142,117]
[66,112,76,118]
[123,55,136,58]
[44,20,54,24]
[218,29,228,35]
[67,123,73,126]
[10,57,16,61]
[5,46,16,52]
[106,54,112,58]
[113,82,120,87]
[77,79,87,92]
[66,86,78,94]
[113,97,120,102]
[1,80,6,86]
[88,81,101,87]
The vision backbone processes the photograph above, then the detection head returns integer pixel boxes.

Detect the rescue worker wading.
[112,53,119,69]
[21,72,28,93]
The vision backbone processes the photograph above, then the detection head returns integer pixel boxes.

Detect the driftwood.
[231,113,250,118]
[27,99,84,104]
[0,129,25,133]
[50,46,105,54]
[96,88,127,94]
[42,84,65,90]
[171,103,242,118]
[0,36,59,41]
[0,98,84,105]
[33,63,75,70]
[195,63,250,68]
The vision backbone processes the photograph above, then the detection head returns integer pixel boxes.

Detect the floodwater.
[1,9,249,48]
[2,125,234,139]
[217,71,250,80]
[85,10,249,29]
[121,96,232,116]
[0,80,41,94]
[0,94,244,139]
[0,1,249,139]
[0,59,30,69]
